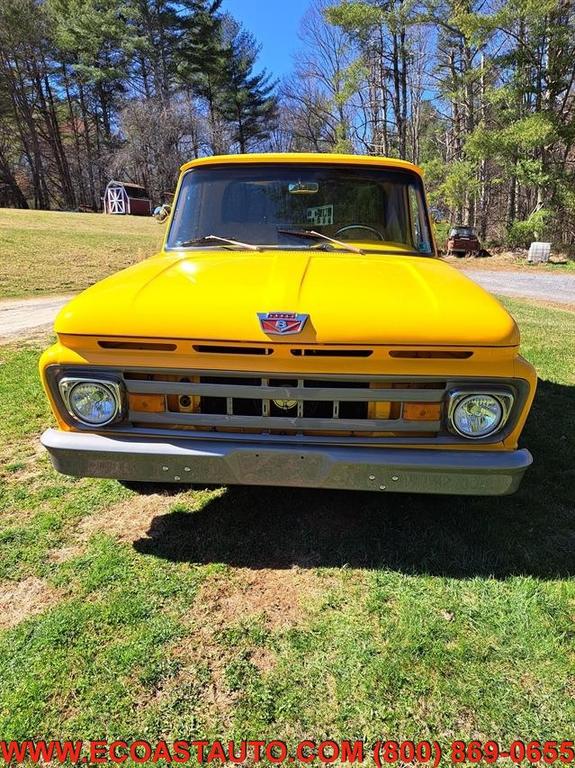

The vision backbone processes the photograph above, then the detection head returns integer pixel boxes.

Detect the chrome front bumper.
[41,429,532,496]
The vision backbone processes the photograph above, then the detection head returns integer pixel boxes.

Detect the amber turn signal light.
[403,402,441,421]
[128,394,165,413]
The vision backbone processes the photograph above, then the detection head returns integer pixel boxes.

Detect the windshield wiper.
[177,235,261,251]
[277,229,364,254]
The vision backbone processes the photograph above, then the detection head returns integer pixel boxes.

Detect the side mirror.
[153,204,171,223]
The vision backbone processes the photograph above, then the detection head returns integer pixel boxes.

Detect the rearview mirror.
[289,181,319,195]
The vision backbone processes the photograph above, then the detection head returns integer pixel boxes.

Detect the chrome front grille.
[123,371,445,435]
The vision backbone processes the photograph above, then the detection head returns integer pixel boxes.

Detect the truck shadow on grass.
[133,379,574,578]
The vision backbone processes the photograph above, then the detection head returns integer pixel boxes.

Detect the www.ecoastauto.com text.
[2,739,575,765]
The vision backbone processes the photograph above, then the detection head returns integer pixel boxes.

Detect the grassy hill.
[0,208,164,299]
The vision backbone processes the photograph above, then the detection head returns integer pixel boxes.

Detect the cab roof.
[180,152,424,177]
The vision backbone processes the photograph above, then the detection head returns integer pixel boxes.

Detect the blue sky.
[221,0,311,79]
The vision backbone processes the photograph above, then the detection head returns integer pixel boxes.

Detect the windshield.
[166,164,433,254]
[450,227,475,237]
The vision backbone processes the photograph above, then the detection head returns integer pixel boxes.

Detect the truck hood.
[55,250,519,347]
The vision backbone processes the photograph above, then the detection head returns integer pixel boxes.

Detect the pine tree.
[175,0,229,153]
[124,0,181,102]
[218,18,278,153]
[48,0,130,138]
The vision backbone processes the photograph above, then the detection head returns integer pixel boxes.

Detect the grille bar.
[125,379,445,403]
[128,410,440,432]
[297,380,304,418]
[261,377,270,417]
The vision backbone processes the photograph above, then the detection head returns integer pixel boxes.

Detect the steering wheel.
[335,225,385,241]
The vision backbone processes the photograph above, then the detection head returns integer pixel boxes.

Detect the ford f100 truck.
[39,153,536,495]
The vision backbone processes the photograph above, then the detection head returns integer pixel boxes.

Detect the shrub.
[505,209,550,248]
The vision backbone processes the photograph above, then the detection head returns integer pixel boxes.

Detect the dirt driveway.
[0,295,71,343]
[462,269,575,306]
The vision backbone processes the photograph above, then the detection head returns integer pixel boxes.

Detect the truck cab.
[39,153,536,495]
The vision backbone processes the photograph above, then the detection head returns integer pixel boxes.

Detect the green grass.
[0,209,164,298]
[503,298,575,380]
[0,300,574,759]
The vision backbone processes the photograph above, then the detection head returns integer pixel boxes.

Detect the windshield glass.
[167,164,433,254]
[450,227,475,237]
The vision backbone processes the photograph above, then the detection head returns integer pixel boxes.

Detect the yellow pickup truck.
[39,153,536,495]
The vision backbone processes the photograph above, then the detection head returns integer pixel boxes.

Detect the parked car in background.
[446,225,481,257]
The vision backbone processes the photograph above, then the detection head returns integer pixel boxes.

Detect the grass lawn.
[0,298,574,758]
[0,209,164,299]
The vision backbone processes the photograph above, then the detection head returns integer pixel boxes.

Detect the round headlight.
[451,394,504,438]
[68,381,119,426]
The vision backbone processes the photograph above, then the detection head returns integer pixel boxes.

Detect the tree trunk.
[78,81,98,210]
[0,147,28,208]
[62,62,87,207]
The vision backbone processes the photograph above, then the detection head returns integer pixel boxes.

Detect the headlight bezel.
[58,376,124,427]
[447,390,514,440]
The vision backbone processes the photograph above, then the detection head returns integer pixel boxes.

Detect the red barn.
[103,180,152,216]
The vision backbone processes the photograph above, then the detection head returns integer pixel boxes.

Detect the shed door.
[107,186,126,214]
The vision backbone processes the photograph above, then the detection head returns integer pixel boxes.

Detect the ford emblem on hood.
[257,312,309,335]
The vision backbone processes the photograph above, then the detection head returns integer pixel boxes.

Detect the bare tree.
[109,98,204,202]
[282,0,357,152]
